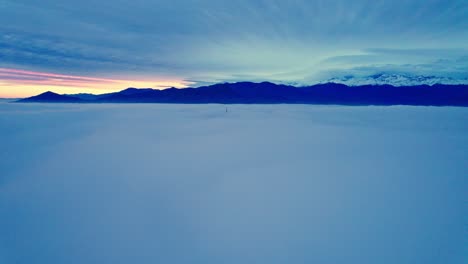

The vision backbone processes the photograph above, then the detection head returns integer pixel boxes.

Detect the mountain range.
[17,82,468,106]
[327,73,468,86]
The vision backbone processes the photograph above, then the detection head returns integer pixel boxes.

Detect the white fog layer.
[0,103,467,264]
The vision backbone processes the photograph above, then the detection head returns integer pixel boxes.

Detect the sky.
[1,0,468,97]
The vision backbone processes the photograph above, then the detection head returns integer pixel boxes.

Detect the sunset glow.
[0,68,193,98]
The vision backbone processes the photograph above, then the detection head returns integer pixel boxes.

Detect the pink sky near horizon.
[0,68,192,98]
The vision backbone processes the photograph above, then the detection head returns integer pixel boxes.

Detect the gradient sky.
[1,0,468,97]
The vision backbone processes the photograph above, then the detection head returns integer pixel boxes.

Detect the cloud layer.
[1,103,467,263]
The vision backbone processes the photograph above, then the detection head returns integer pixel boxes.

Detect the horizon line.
[7,81,468,100]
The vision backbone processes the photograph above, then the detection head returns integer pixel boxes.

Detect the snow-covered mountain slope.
[326,73,468,86]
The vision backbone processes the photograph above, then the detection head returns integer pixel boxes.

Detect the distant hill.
[16,82,468,106]
[0,98,19,102]
[17,91,83,103]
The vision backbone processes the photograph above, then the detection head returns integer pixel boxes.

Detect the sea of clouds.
[0,103,467,264]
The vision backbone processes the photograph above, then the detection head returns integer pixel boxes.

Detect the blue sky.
[1,0,467,96]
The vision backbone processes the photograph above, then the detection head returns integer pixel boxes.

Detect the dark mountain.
[64,93,99,100]
[118,87,155,95]
[16,82,468,106]
[17,91,83,103]
[94,82,305,103]
[300,83,468,106]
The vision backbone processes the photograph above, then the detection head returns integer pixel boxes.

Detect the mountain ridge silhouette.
[16,82,468,106]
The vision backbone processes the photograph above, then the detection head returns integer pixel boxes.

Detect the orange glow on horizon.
[0,68,193,98]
